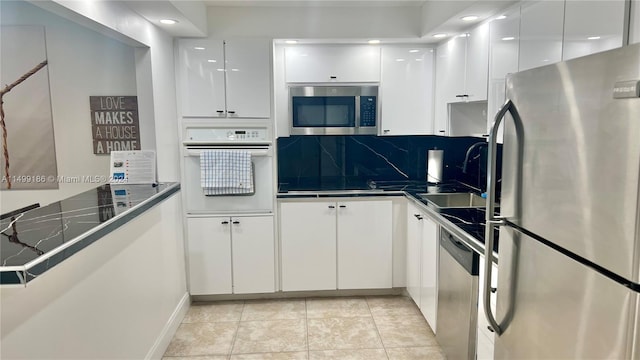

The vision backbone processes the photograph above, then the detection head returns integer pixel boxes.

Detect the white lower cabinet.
[186,216,275,295]
[477,256,499,359]
[280,199,393,292]
[406,201,438,331]
[280,202,337,291]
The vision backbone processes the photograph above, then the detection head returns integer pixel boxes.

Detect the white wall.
[0,1,137,212]
[206,5,422,39]
[1,193,188,359]
[1,0,181,213]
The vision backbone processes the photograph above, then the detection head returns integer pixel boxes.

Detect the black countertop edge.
[277,191,406,199]
[0,182,180,286]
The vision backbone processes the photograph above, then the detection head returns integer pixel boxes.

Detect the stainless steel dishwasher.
[436,227,479,360]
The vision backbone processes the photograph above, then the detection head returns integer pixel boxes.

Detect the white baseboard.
[146,292,191,360]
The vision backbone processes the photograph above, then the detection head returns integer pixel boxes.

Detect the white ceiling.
[124,0,516,40]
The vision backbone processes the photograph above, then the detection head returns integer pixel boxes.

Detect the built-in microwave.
[289,85,378,135]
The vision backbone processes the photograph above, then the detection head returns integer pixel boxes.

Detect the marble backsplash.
[277,135,502,192]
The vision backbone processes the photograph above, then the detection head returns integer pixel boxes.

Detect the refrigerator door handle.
[484,99,523,337]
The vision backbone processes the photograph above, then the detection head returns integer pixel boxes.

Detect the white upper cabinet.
[519,1,564,71]
[487,7,520,142]
[224,39,272,118]
[284,45,381,83]
[380,46,435,135]
[434,23,489,135]
[434,36,467,135]
[632,0,640,44]
[465,23,490,101]
[177,39,271,118]
[562,0,627,60]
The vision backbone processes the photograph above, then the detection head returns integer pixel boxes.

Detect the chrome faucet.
[462,142,488,173]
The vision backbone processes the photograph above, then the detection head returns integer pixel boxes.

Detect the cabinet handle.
[383,129,390,133]
[221,221,229,224]
[455,94,465,98]
[491,287,497,293]
[339,205,346,208]
[330,76,337,79]
[216,110,225,114]
[482,134,489,137]
[232,221,240,225]
[487,326,495,333]
[328,205,336,209]
[438,130,446,133]
[414,214,423,220]
[227,111,236,114]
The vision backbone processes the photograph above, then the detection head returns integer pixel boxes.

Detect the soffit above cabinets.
[123,0,516,40]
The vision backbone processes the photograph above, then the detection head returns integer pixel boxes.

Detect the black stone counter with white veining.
[0,182,180,285]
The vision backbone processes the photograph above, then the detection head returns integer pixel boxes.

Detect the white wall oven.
[182,123,273,214]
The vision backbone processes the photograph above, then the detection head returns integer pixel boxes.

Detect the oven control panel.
[185,127,270,143]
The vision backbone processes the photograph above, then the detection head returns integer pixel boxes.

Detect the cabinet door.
[186,217,232,295]
[284,45,381,83]
[477,257,498,359]
[280,202,337,291]
[177,39,226,117]
[406,202,423,305]
[337,200,393,289]
[487,7,520,143]
[225,39,271,118]
[465,23,490,101]
[434,36,466,135]
[380,46,434,135]
[519,0,564,71]
[231,216,275,294]
[563,0,627,61]
[419,215,438,331]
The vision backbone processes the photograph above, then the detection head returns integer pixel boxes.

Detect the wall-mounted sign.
[90,96,140,155]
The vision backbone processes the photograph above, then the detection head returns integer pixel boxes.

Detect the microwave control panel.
[360,96,377,127]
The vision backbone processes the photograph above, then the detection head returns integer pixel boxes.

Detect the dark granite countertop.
[0,182,180,285]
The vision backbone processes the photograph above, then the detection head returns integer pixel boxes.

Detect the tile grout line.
[365,296,392,360]
[227,300,245,359]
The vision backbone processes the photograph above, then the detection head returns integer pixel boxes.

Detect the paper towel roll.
[427,149,443,183]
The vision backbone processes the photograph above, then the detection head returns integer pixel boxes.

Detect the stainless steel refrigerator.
[483,43,640,359]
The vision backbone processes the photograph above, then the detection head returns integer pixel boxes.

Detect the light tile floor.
[163,296,445,360]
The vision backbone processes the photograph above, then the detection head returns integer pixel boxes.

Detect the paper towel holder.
[427,148,444,184]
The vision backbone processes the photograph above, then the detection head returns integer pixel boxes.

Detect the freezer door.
[501,43,640,281]
[495,228,637,359]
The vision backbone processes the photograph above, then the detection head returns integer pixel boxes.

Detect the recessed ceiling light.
[194,47,205,50]
[433,33,447,38]
[396,58,406,62]
[496,15,507,20]
[216,69,225,72]
[160,19,178,25]
[368,40,381,44]
[502,36,515,41]
[231,69,240,72]
[588,36,601,40]
[409,49,420,53]
[285,40,298,44]
[461,15,478,21]
[207,59,217,63]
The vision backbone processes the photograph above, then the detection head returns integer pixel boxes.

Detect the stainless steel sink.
[418,192,486,208]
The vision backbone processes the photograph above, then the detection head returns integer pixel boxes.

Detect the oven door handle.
[184,148,272,157]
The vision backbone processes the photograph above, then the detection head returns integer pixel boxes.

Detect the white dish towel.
[200,150,254,195]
